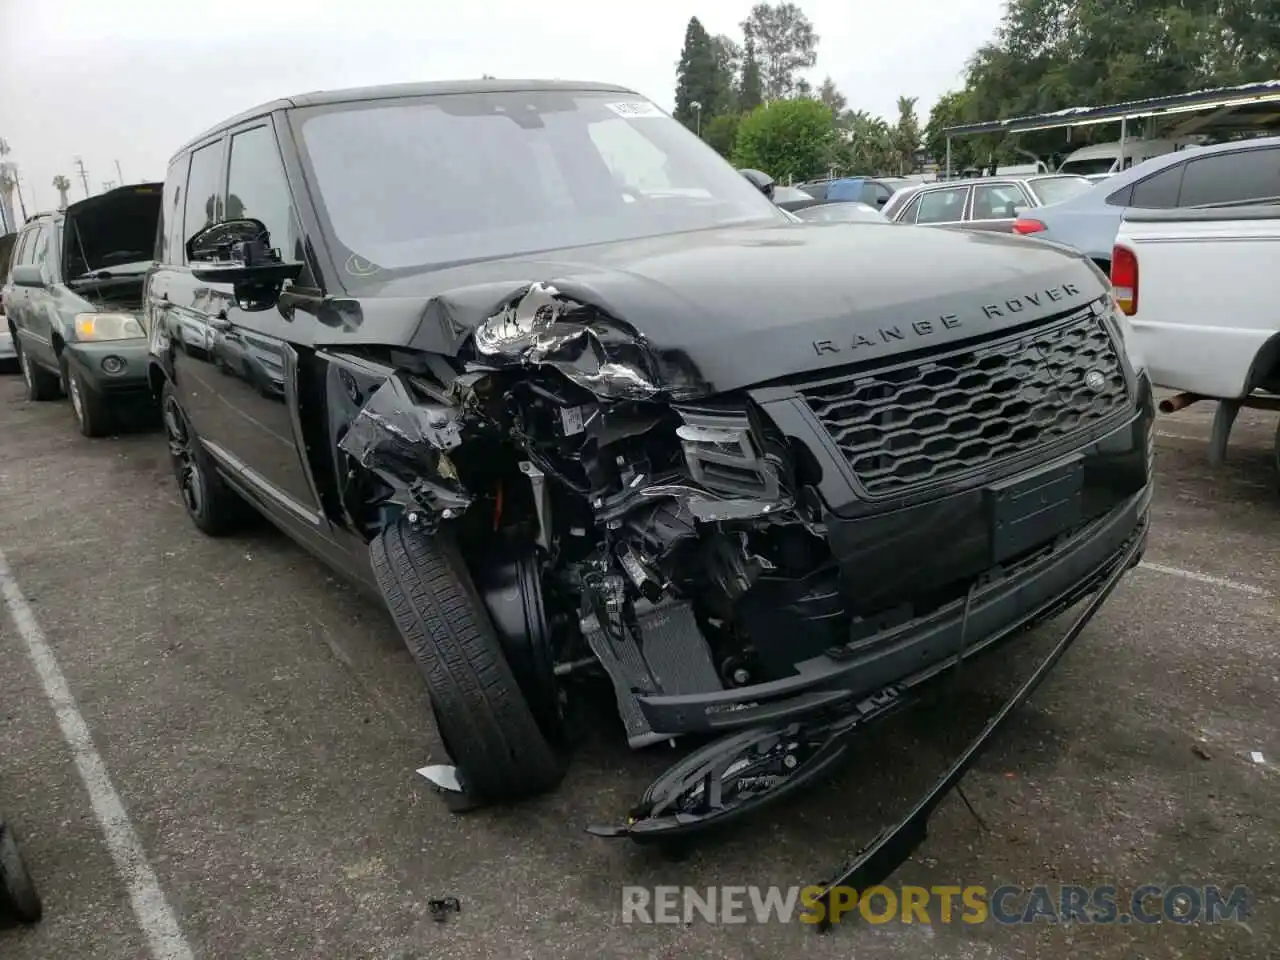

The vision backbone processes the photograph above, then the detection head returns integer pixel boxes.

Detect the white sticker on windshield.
[605,101,665,119]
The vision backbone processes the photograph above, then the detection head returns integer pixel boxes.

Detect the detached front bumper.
[638,376,1155,737]
[63,339,152,398]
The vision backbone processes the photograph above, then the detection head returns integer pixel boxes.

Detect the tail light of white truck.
[1111,244,1138,315]
[1012,218,1046,235]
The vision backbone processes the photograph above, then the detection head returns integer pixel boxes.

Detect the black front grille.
[800,309,1130,496]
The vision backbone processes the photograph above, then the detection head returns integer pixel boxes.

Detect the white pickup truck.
[1111,204,1280,472]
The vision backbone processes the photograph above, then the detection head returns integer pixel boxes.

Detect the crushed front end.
[338,278,1152,848]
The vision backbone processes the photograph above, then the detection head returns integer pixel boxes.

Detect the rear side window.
[896,193,923,223]
[970,184,1023,220]
[226,124,301,260]
[183,141,226,259]
[1128,164,1185,209]
[157,155,188,264]
[13,228,35,267]
[1178,147,1280,207]
[916,186,969,224]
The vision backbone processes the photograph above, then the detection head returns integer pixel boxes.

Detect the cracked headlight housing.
[75,312,145,341]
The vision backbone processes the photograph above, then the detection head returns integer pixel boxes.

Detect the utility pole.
[73,156,90,197]
[114,159,124,183]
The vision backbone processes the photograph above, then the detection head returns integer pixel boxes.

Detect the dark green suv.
[1,184,162,435]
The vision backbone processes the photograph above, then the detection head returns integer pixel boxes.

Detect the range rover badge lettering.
[1084,369,1106,392]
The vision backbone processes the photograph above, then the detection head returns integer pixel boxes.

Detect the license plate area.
[988,458,1083,565]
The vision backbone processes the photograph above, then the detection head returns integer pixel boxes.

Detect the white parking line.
[0,548,194,960]
[1137,561,1269,597]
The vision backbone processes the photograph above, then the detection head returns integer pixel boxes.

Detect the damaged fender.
[337,372,476,517]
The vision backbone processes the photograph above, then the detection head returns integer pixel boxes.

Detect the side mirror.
[11,264,44,287]
[875,195,888,207]
[186,218,303,289]
[739,168,775,200]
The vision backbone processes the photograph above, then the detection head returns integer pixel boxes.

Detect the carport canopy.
[939,78,1280,175]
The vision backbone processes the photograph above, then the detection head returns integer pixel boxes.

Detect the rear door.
[168,116,330,532]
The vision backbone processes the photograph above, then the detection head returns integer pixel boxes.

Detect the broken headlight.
[675,407,781,501]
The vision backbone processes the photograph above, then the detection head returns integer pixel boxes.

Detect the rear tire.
[371,519,564,805]
[17,344,61,402]
[0,825,42,924]
[161,380,251,535]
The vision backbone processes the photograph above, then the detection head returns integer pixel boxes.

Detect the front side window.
[915,187,970,224]
[292,91,785,283]
[183,141,226,258]
[31,224,54,280]
[226,124,301,260]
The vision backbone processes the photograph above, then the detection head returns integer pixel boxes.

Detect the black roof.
[172,78,640,160]
[943,78,1280,137]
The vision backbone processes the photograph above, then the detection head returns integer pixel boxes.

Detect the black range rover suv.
[145,80,1153,819]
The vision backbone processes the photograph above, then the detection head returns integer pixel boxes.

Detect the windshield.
[1027,176,1094,206]
[292,91,786,280]
[1057,157,1117,177]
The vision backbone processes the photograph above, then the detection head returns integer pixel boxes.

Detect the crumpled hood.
[344,221,1106,394]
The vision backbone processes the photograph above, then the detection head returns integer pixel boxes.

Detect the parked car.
[1012,135,1280,271]
[791,201,888,223]
[796,176,920,209]
[0,231,16,370]
[1,184,162,435]
[771,184,824,212]
[882,174,1094,232]
[1112,203,1280,471]
[148,80,1151,833]
[1056,138,1193,177]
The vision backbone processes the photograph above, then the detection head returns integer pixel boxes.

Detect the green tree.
[952,0,1280,162]
[842,111,897,174]
[710,35,743,114]
[738,32,764,111]
[892,95,921,174]
[732,98,837,181]
[703,113,743,159]
[740,2,819,101]
[674,17,721,129]
[817,77,847,114]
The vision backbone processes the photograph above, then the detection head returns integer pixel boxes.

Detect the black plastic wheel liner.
[470,541,564,745]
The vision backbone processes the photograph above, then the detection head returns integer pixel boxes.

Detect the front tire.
[161,380,250,535]
[17,344,61,402]
[371,519,564,806]
[63,361,113,438]
[0,824,42,924]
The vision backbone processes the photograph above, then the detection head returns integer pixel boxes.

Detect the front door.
[161,120,328,532]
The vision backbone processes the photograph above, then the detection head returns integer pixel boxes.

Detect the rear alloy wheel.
[161,381,250,535]
[17,344,61,402]
[62,361,113,438]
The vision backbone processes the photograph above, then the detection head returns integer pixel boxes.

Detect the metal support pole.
[1119,116,1127,171]
[945,136,952,180]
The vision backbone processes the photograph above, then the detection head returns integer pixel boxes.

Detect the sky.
[0,0,1005,211]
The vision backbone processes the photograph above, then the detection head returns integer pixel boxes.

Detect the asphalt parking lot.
[0,373,1277,960]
